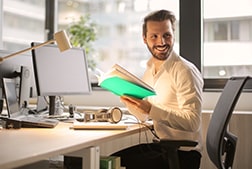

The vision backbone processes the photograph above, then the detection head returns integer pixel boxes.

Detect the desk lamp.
[0,30,72,63]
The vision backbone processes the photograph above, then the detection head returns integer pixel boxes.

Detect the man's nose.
[157,37,165,45]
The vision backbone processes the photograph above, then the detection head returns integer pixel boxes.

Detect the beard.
[146,43,173,61]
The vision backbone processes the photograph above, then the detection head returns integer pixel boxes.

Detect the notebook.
[2,78,59,128]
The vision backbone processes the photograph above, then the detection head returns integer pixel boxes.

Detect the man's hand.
[120,96,151,115]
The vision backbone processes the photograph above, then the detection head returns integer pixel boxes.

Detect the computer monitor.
[31,43,92,115]
[0,50,37,111]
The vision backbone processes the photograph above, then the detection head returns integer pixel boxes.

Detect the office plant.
[67,14,97,70]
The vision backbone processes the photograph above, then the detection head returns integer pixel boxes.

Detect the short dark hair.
[142,9,176,37]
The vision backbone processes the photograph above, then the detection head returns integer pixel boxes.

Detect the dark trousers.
[111,143,201,169]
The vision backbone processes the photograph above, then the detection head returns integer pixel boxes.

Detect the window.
[203,0,252,88]
[1,0,45,51]
[230,21,240,40]
[213,22,228,41]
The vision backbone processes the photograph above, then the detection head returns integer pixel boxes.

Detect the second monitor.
[31,43,92,115]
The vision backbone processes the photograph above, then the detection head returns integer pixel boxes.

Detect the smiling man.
[112,9,204,169]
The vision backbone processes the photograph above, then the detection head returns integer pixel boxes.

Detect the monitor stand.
[48,95,64,116]
[48,96,56,116]
[19,66,31,109]
[0,99,3,114]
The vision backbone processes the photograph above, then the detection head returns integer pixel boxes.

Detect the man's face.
[143,20,175,60]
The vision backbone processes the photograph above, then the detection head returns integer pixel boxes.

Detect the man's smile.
[155,45,169,52]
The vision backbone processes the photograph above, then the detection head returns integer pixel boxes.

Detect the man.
[112,9,203,169]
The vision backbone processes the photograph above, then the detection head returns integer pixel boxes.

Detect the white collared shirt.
[142,51,204,151]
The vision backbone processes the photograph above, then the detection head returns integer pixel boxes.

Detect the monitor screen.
[31,43,92,115]
[0,50,37,107]
[2,78,20,116]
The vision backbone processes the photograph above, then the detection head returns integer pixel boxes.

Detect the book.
[109,156,121,169]
[100,156,121,169]
[97,64,156,99]
[100,156,112,169]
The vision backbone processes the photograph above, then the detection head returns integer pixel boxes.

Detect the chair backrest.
[206,76,249,169]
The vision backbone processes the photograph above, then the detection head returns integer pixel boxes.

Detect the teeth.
[156,46,167,51]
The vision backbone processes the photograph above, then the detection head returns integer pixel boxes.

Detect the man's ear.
[143,35,147,44]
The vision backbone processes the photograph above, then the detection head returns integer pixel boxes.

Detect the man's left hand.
[120,96,151,115]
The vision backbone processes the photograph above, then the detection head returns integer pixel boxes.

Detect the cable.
[125,120,160,143]
[139,122,160,140]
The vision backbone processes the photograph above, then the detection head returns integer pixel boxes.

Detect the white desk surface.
[0,121,150,169]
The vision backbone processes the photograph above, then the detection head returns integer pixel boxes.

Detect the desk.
[0,121,152,169]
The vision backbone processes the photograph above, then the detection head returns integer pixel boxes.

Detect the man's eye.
[164,34,171,38]
[150,35,157,39]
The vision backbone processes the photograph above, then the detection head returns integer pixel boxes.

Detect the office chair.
[158,76,249,169]
[206,76,249,169]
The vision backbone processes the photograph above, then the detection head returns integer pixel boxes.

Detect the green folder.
[100,76,156,99]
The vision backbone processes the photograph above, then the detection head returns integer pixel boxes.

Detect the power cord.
[139,122,160,140]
